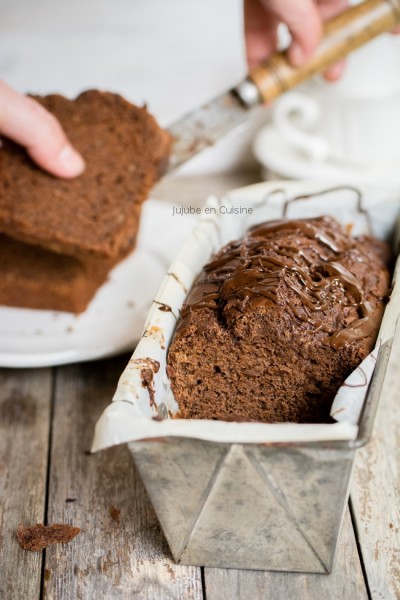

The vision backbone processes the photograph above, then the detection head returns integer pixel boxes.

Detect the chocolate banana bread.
[0,90,170,259]
[0,233,135,313]
[167,217,390,423]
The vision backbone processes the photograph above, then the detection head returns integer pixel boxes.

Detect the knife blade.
[166,83,258,173]
[166,0,400,174]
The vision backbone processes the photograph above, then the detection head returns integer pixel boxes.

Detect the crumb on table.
[16,523,81,551]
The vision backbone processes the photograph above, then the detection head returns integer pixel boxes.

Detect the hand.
[0,81,85,178]
[244,0,349,81]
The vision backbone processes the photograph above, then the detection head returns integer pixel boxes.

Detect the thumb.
[266,0,323,66]
[0,81,85,179]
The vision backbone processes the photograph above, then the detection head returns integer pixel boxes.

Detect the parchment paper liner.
[93,181,400,451]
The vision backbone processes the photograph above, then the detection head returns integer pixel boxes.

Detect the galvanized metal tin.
[93,181,400,572]
[129,335,394,573]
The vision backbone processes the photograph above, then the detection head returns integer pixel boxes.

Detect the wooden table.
[0,317,398,600]
[0,176,399,600]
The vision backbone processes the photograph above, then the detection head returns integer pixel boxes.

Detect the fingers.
[245,23,278,69]
[260,0,324,66]
[245,0,349,81]
[317,0,349,80]
[244,0,278,67]
[0,81,85,178]
[317,0,349,21]
[323,59,346,81]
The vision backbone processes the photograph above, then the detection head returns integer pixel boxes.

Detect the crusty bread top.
[168,216,390,423]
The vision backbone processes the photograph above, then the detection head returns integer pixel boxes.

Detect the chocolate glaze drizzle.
[178,217,386,349]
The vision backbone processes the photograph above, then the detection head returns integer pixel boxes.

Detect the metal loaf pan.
[129,339,395,573]
[94,181,400,573]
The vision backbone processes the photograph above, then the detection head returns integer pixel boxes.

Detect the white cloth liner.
[92,181,400,451]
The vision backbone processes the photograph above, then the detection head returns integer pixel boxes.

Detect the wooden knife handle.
[248,0,400,103]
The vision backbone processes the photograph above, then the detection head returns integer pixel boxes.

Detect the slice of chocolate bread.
[0,232,136,314]
[167,217,390,423]
[0,90,170,259]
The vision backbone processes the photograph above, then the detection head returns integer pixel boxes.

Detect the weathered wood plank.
[204,509,368,600]
[42,355,202,600]
[0,367,52,600]
[351,325,400,600]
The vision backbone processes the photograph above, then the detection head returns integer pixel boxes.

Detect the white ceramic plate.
[0,199,195,368]
[253,124,400,190]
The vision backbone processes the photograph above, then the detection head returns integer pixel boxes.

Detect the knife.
[167,0,400,172]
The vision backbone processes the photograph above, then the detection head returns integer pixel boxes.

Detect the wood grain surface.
[0,368,52,600]
[351,323,400,600]
[41,357,202,600]
[0,322,398,599]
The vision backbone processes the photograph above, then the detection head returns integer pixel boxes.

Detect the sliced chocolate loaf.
[0,233,135,314]
[167,217,390,423]
[0,90,170,259]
